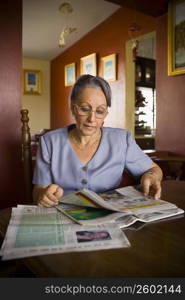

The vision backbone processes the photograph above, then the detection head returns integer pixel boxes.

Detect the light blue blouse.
[33,125,153,194]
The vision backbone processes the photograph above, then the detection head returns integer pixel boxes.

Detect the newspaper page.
[58,202,184,228]
[60,186,180,213]
[101,186,179,212]
[103,186,184,222]
[0,205,130,261]
[60,189,120,211]
[57,203,137,227]
[59,186,184,226]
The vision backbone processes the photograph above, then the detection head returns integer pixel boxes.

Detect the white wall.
[22,58,50,134]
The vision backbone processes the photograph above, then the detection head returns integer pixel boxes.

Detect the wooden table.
[0,180,185,277]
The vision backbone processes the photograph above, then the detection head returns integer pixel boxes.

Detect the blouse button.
[82,166,87,171]
[81,179,88,184]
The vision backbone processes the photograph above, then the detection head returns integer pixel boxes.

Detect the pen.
[55,205,82,225]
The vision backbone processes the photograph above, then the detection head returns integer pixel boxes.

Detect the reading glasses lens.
[75,105,107,119]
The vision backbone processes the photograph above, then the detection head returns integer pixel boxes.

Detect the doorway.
[125,31,156,150]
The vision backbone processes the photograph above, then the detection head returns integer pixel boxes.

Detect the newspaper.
[58,186,184,227]
[0,205,130,261]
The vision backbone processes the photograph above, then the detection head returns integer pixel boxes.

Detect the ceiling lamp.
[58,2,77,48]
[128,22,142,62]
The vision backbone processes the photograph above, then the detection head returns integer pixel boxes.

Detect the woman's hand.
[33,184,64,207]
[140,163,163,200]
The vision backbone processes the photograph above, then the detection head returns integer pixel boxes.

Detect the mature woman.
[33,75,162,207]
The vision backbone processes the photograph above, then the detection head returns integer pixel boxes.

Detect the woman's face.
[72,87,108,137]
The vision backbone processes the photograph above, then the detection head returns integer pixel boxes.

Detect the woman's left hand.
[140,162,163,199]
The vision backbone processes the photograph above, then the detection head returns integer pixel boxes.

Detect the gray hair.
[70,74,111,107]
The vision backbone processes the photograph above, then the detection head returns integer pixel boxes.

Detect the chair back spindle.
[21,109,33,203]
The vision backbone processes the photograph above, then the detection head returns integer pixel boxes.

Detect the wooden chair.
[145,150,185,180]
[21,109,51,203]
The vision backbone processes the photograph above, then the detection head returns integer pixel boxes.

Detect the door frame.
[125,31,156,135]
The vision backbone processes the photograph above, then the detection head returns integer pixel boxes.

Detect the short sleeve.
[32,136,53,186]
[125,131,153,177]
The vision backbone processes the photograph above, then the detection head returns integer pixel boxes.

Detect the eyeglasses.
[74,104,108,119]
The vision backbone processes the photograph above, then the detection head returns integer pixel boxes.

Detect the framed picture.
[80,53,97,76]
[64,63,76,86]
[101,54,116,81]
[168,0,185,75]
[23,69,42,95]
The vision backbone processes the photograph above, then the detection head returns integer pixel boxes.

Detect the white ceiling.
[23,0,120,61]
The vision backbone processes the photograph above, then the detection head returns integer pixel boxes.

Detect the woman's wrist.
[143,166,163,182]
[33,185,46,204]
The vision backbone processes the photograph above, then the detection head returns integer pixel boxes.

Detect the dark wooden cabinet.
[135,57,155,88]
[135,136,155,150]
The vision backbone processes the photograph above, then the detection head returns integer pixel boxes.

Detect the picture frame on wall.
[23,69,42,95]
[101,54,116,81]
[80,53,97,76]
[65,63,76,86]
[168,0,185,75]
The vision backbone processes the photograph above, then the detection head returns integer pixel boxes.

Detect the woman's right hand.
[33,184,64,207]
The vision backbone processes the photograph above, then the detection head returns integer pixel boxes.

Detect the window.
[135,87,156,135]
[135,57,156,136]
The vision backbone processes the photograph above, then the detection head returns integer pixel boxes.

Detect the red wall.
[156,15,185,155]
[51,7,185,155]
[51,7,156,129]
[0,0,24,209]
